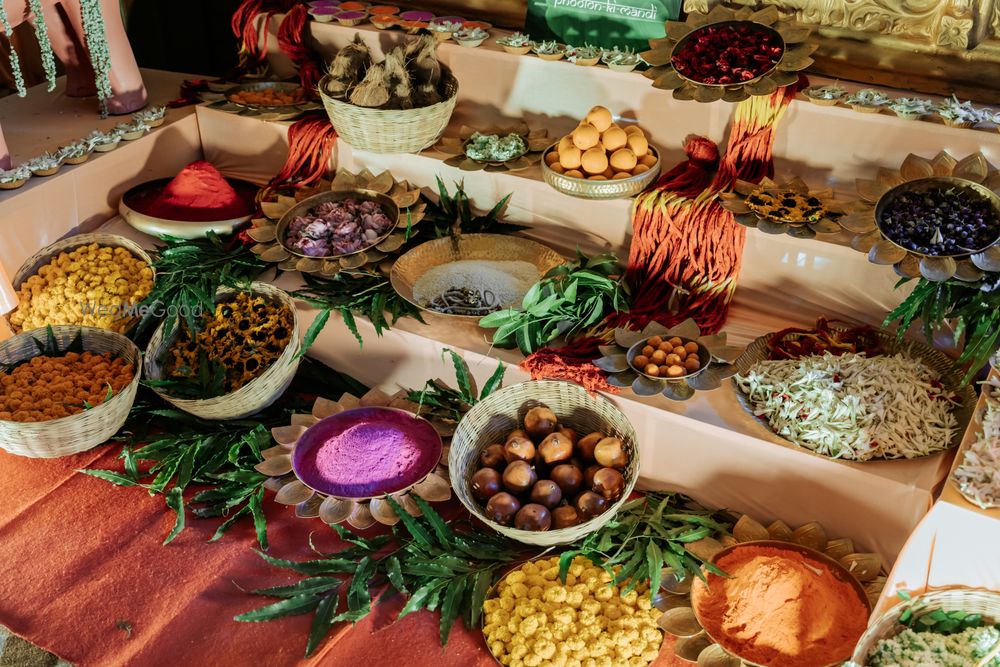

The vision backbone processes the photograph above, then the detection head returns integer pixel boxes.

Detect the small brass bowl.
[275,188,400,261]
[626,336,712,383]
[670,20,785,88]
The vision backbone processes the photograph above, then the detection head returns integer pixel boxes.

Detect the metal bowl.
[690,540,871,667]
[626,336,712,382]
[541,143,660,200]
[670,20,785,88]
[874,176,1000,259]
[223,81,310,112]
[275,188,400,261]
[389,233,565,321]
[119,177,258,239]
[291,406,443,500]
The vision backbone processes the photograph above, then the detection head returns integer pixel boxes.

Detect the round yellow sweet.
[564,169,585,179]
[623,124,644,137]
[558,135,575,154]
[626,134,649,157]
[581,147,609,175]
[571,123,600,151]
[559,146,582,170]
[613,172,632,179]
[588,175,608,181]
[549,162,565,174]
[632,164,651,175]
[545,150,561,165]
[609,148,637,172]
[600,125,627,152]
[639,153,658,168]
[585,106,614,132]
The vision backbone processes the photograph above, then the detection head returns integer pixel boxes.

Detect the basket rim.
[142,281,300,406]
[317,66,459,112]
[449,379,639,540]
[731,328,976,461]
[0,325,142,427]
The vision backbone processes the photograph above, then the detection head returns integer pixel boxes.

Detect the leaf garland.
[239,493,731,656]
[884,275,1000,385]
[79,357,369,548]
[406,348,506,423]
[133,232,268,342]
[557,492,732,597]
[479,251,629,354]
[237,497,521,657]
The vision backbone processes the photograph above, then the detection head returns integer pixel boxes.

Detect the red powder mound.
[146,161,251,221]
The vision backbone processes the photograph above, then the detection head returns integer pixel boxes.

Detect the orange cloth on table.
[693,545,868,667]
[0,446,688,666]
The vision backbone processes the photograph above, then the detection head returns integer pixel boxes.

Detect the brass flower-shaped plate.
[246,168,426,277]
[653,515,885,665]
[256,388,453,530]
[594,319,741,401]
[719,177,849,239]
[840,151,1000,281]
[431,123,552,172]
[641,5,815,103]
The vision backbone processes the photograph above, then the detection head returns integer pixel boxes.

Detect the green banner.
[525,0,679,53]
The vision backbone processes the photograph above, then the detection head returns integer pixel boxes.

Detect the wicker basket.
[143,282,301,420]
[541,144,661,200]
[849,588,1000,665]
[318,68,459,154]
[449,380,639,546]
[732,329,977,460]
[0,326,141,458]
[10,233,155,334]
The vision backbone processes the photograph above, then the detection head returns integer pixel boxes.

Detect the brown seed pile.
[164,292,293,394]
[0,352,134,422]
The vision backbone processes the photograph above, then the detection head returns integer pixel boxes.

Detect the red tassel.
[520,337,618,394]
[277,5,324,92]
[267,113,338,188]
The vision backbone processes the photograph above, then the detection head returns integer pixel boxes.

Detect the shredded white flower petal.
[953,384,1000,508]
[735,352,958,461]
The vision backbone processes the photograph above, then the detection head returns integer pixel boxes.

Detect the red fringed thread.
[267,112,338,188]
[277,4,325,92]
[520,337,618,394]
[617,81,805,334]
[231,0,276,70]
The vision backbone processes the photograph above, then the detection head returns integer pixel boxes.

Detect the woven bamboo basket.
[318,68,459,154]
[143,282,301,420]
[0,326,141,458]
[10,233,155,334]
[449,380,639,546]
[848,588,1000,665]
[732,329,976,460]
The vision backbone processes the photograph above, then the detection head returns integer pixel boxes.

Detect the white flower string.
[0,2,26,97]
[27,0,57,92]
[80,0,113,116]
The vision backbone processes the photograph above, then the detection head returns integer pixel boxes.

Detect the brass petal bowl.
[275,188,401,261]
[389,234,565,321]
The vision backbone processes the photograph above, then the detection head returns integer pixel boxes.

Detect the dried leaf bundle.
[324,34,371,99]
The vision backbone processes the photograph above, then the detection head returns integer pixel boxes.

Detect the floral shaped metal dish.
[256,389,452,530]
[594,319,740,401]
[719,176,849,239]
[431,123,552,172]
[655,514,884,666]
[202,81,321,121]
[641,5,814,103]
[840,151,1000,282]
[247,168,426,276]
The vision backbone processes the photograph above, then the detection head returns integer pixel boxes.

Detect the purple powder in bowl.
[399,10,435,21]
[292,407,443,498]
[308,0,340,6]
[310,7,341,14]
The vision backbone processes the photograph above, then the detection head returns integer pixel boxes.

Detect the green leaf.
[234,594,321,622]
[478,309,517,329]
[306,593,340,656]
[249,487,269,551]
[208,504,251,540]
[78,468,140,487]
[398,581,444,620]
[439,575,468,645]
[412,496,453,547]
[347,557,375,613]
[467,568,493,629]
[442,349,475,404]
[479,360,506,400]
[298,308,331,359]
[646,542,663,600]
[163,486,186,545]
[253,550,359,575]
[252,577,342,599]
[340,307,363,347]
[386,497,436,550]
[385,556,408,595]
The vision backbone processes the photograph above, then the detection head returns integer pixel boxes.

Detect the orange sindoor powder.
[691,545,869,667]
